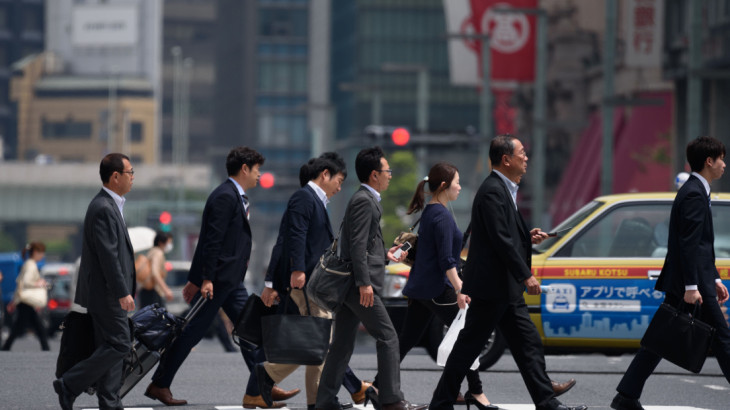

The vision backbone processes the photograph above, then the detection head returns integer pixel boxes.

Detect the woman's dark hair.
[687,136,726,172]
[407,162,459,214]
[355,146,385,183]
[226,146,265,176]
[488,134,517,167]
[154,232,171,247]
[22,241,46,259]
[299,152,348,187]
[99,153,129,183]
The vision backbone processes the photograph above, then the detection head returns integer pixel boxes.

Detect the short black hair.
[355,146,385,183]
[299,152,348,187]
[226,146,265,176]
[687,136,726,172]
[489,134,517,166]
[154,232,171,247]
[99,153,129,183]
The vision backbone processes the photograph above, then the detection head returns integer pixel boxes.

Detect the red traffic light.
[392,127,410,146]
[159,211,172,225]
[260,172,275,189]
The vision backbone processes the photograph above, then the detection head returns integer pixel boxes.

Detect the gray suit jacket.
[340,186,387,295]
[75,189,136,312]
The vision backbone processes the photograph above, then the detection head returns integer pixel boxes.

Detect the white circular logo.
[481,3,530,54]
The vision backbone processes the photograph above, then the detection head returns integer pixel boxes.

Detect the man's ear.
[241,164,250,175]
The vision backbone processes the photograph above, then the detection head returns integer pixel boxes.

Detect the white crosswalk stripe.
[82,405,716,410]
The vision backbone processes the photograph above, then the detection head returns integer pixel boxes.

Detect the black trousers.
[379,287,483,395]
[430,297,555,410]
[137,288,163,309]
[2,302,49,351]
[617,294,730,399]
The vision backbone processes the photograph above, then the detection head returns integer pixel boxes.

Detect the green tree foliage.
[381,150,418,245]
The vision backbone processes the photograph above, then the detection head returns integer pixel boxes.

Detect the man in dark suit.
[315,147,424,410]
[53,153,137,410]
[145,147,298,407]
[257,153,357,410]
[429,135,586,410]
[611,136,730,410]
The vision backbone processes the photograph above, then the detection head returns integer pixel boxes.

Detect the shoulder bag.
[393,218,420,267]
[306,223,354,312]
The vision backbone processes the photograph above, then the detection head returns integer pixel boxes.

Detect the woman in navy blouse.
[399,162,496,410]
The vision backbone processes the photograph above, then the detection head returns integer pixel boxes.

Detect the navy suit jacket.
[266,185,334,295]
[75,189,136,311]
[461,172,532,303]
[188,179,252,290]
[656,175,719,299]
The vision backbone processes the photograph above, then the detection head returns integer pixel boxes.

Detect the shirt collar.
[307,181,329,208]
[102,186,126,219]
[228,177,246,198]
[492,170,519,209]
[361,183,381,202]
[691,172,711,196]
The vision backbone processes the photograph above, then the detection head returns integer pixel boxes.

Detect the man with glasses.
[53,153,137,410]
[316,147,424,410]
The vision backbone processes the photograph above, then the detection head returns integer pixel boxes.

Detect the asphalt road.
[1,331,729,409]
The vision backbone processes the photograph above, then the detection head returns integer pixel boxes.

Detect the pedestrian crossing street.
[82,406,717,410]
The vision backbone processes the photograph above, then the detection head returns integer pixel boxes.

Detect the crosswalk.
[82,406,717,410]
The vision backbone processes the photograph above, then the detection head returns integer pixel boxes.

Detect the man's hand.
[530,228,549,244]
[201,280,214,299]
[182,281,200,303]
[684,289,703,305]
[261,287,280,307]
[717,282,729,304]
[457,293,471,310]
[291,271,306,289]
[524,275,542,295]
[359,285,374,308]
[119,295,135,311]
[387,245,407,263]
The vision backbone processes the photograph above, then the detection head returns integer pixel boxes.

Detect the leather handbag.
[393,218,420,267]
[130,303,184,351]
[232,294,277,350]
[640,301,715,373]
[306,225,354,312]
[260,292,332,365]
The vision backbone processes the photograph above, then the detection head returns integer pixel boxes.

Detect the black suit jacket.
[188,179,252,290]
[461,172,532,302]
[655,175,719,299]
[265,185,334,294]
[340,186,387,295]
[75,189,136,311]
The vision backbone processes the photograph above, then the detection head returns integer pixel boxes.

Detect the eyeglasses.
[378,169,393,175]
[120,170,135,176]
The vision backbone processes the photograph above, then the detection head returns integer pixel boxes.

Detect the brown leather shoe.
[552,379,577,397]
[381,400,428,410]
[144,383,187,406]
[271,385,301,401]
[243,394,286,409]
[351,381,372,404]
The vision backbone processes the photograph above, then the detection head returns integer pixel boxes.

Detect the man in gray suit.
[316,147,424,410]
[53,153,137,410]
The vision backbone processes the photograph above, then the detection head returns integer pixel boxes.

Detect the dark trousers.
[316,286,403,408]
[151,282,262,394]
[430,297,555,410]
[62,303,131,409]
[376,287,483,395]
[2,302,50,351]
[617,295,730,399]
[137,288,163,309]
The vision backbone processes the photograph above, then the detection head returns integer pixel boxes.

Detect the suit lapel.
[305,185,334,240]
[492,174,529,242]
[360,186,382,218]
[226,179,251,230]
[100,189,134,252]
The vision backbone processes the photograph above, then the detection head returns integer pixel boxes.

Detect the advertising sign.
[624,0,664,67]
[443,0,537,86]
[72,6,138,46]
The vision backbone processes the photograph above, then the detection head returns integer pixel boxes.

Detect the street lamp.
[381,63,429,134]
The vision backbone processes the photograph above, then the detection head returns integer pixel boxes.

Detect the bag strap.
[409,217,422,232]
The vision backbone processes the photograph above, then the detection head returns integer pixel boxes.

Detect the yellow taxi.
[383,192,730,370]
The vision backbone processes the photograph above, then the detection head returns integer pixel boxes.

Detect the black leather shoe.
[538,403,587,410]
[53,379,77,410]
[255,364,275,407]
[610,393,644,410]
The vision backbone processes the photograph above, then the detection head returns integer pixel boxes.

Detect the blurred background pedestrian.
[137,231,174,308]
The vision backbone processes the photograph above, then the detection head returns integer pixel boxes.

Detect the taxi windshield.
[533,200,604,253]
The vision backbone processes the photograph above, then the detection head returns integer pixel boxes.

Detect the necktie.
[242,195,250,219]
[708,192,712,208]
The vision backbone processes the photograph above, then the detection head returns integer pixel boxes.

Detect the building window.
[42,119,93,139]
[130,122,143,142]
[258,60,308,93]
[0,6,8,30]
[22,6,43,32]
[258,8,308,38]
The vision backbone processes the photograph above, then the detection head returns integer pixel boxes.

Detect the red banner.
[460,0,537,82]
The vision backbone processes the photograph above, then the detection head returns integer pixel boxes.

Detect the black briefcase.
[55,311,95,379]
[641,301,715,373]
[232,294,276,350]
